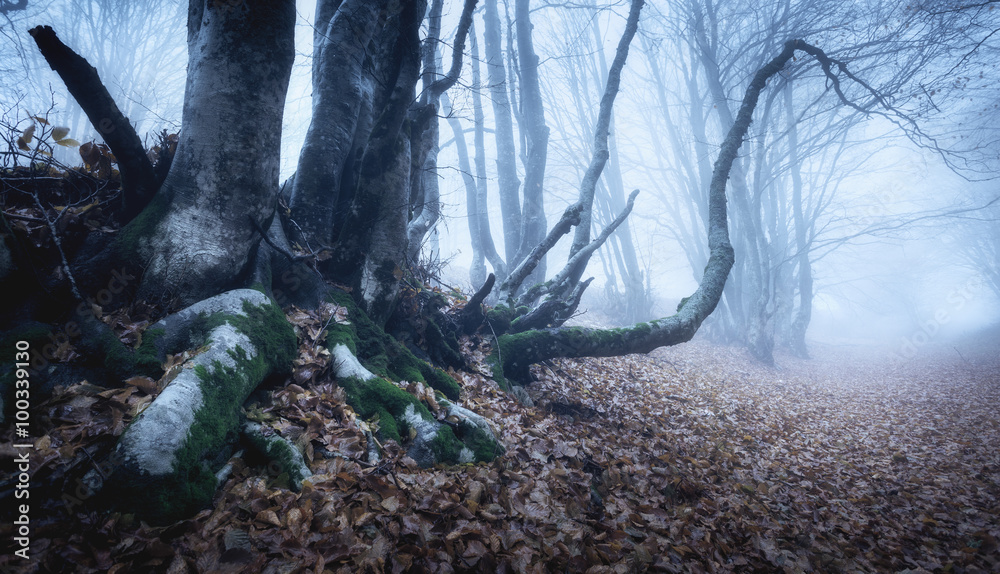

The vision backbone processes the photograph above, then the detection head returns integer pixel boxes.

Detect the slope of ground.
[2,321,998,573]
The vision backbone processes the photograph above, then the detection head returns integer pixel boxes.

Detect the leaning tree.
[1,0,890,524]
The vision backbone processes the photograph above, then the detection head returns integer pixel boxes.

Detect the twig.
[953,346,971,365]
[31,191,84,302]
[248,215,311,263]
[1,210,46,223]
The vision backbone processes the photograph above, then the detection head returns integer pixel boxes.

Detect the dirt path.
[522,331,1000,572]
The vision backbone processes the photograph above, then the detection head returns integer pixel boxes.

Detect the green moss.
[677,297,690,313]
[375,407,399,442]
[113,298,296,524]
[420,363,461,400]
[465,424,503,462]
[243,423,309,489]
[485,305,514,334]
[430,425,463,464]
[337,375,430,443]
[0,325,51,351]
[100,326,163,381]
[326,322,358,354]
[191,300,296,379]
[327,290,460,400]
[485,347,511,392]
[114,191,170,259]
[133,328,164,377]
[229,301,297,376]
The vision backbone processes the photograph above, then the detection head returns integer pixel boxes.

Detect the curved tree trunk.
[119,0,295,305]
[497,0,643,328]
[496,40,817,382]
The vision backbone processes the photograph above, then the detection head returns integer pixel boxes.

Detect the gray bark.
[564,4,648,322]
[443,90,487,287]
[128,0,295,305]
[405,0,477,265]
[512,0,548,287]
[786,78,813,358]
[484,0,522,265]
[328,0,424,323]
[503,0,643,326]
[469,24,507,283]
[694,10,775,363]
[288,0,384,247]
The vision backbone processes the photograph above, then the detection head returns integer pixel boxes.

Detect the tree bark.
[287,0,384,247]
[116,0,294,306]
[330,0,424,324]
[512,0,549,288]
[405,0,478,265]
[483,0,522,265]
[786,77,813,358]
[28,25,157,221]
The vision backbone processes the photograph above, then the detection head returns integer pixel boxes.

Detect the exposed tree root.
[106,289,296,524]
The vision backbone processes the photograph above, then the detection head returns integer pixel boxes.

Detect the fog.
[3,0,998,360]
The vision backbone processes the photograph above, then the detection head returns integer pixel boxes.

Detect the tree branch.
[427,0,479,98]
[28,26,158,222]
[498,201,583,301]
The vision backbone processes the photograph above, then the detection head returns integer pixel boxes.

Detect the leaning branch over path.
[496,39,869,382]
[28,26,158,221]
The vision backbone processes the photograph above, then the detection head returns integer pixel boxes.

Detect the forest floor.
[3,318,998,573]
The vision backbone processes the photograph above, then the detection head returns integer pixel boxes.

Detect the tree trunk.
[786,77,813,358]
[287,0,384,248]
[469,23,507,283]
[483,0,522,265]
[694,13,775,364]
[496,40,817,382]
[28,25,158,220]
[118,0,295,305]
[513,0,548,288]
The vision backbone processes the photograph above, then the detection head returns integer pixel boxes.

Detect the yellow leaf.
[32,115,49,125]
[55,138,80,148]
[51,126,70,140]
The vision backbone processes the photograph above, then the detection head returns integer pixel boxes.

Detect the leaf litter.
[1,309,998,573]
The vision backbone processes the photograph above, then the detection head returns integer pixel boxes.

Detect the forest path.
[520,328,1000,572]
[9,324,997,573]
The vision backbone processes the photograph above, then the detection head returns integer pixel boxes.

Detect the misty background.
[3,0,997,358]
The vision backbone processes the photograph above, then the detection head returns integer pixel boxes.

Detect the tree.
[7,0,503,524]
[1,0,912,526]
